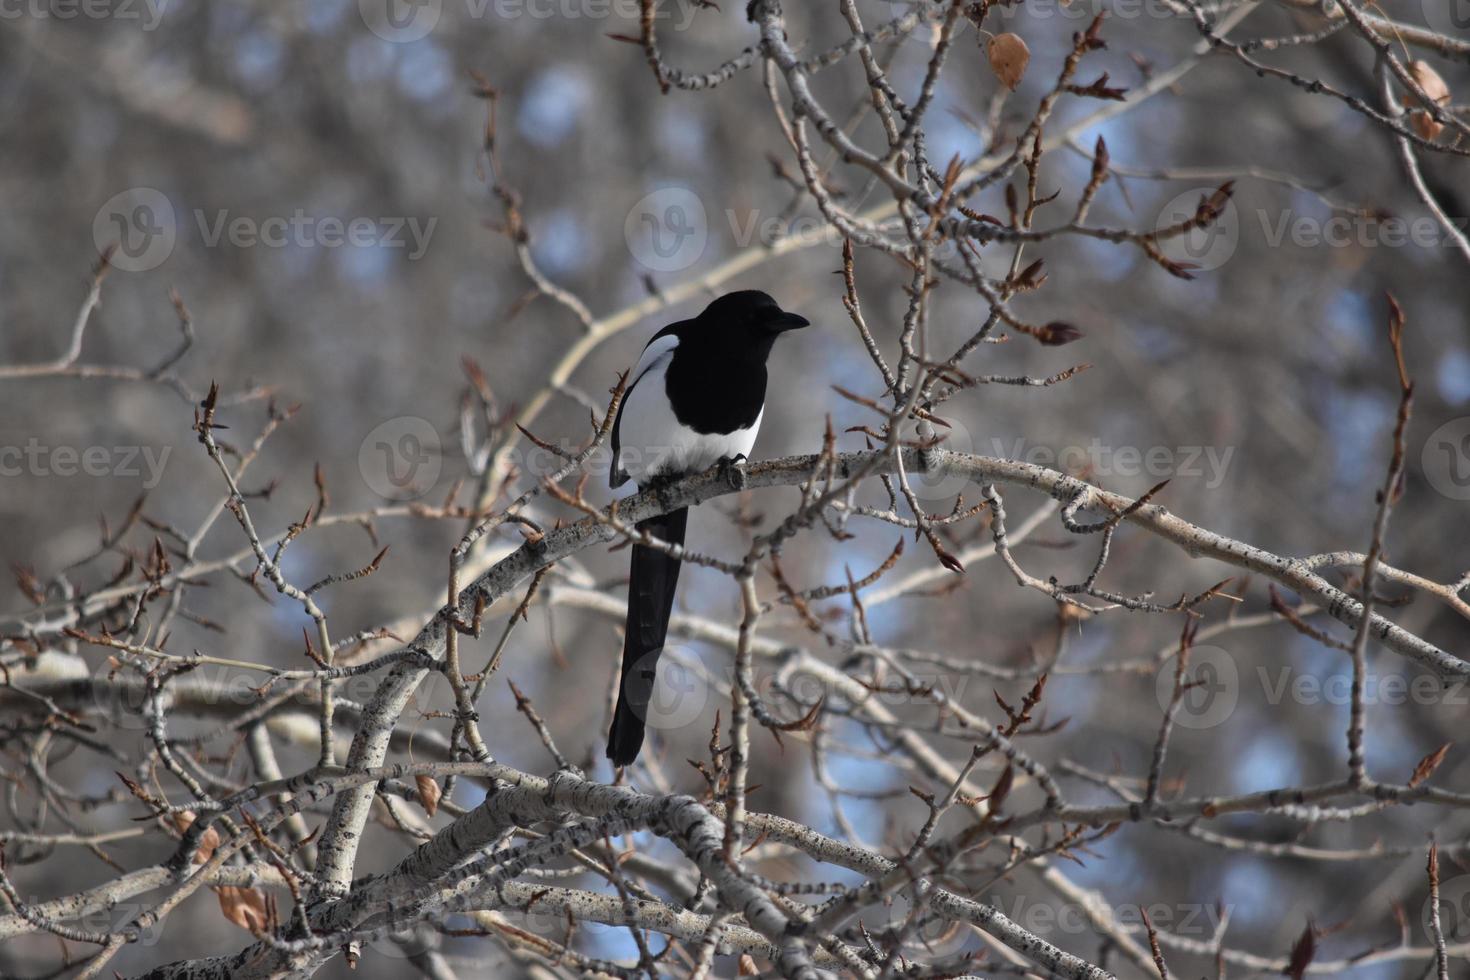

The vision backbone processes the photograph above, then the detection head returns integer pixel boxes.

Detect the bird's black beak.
[768,310,810,333]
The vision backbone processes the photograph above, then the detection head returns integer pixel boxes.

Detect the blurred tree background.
[1,0,1468,976]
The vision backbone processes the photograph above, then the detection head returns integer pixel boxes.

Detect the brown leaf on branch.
[1401,63,1449,140]
[416,774,442,818]
[1408,111,1443,142]
[1404,60,1451,109]
[214,886,272,935]
[986,33,1030,92]
[171,812,221,865]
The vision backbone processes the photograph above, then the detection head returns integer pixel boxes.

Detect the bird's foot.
[719,454,749,491]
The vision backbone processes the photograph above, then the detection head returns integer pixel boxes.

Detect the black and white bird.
[606,290,809,766]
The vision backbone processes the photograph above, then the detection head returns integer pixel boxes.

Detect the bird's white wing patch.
[614,336,677,486]
[630,334,678,388]
[612,336,679,486]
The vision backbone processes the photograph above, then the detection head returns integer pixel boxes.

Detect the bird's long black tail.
[607,507,688,767]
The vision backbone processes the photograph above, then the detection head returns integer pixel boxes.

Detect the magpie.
[606,290,809,766]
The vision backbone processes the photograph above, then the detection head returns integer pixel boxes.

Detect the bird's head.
[701,290,810,339]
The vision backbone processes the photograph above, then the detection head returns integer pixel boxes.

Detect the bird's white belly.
[617,358,761,485]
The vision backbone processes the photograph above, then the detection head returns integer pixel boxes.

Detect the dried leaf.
[172,812,222,865]
[1406,60,1451,108]
[986,33,1030,92]
[416,774,442,818]
[1408,110,1444,142]
[214,886,271,934]
[1402,61,1450,141]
